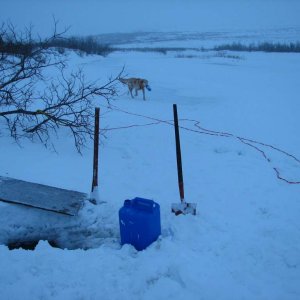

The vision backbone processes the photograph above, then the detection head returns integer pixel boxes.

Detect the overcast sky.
[1,0,300,36]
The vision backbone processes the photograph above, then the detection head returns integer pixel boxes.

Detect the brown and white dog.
[119,77,151,100]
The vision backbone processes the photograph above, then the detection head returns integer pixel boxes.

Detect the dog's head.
[143,79,151,91]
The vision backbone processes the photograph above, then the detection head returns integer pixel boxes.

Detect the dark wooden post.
[92,107,100,192]
[173,104,185,202]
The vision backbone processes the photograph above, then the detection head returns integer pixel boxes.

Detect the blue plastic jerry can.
[119,197,161,251]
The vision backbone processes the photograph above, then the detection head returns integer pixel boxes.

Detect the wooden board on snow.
[0,176,86,216]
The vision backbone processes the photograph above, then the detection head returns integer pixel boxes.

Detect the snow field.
[0,48,300,299]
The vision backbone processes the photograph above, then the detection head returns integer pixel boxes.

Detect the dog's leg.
[129,87,134,98]
[142,88,146,100]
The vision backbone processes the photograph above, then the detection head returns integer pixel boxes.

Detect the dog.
[119,77,151,100]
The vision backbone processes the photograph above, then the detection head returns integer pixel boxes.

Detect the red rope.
[103,104,300,185]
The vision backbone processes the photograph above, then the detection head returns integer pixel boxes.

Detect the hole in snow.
[6,239,76,250]
[7,240,62,251]
[7,240,40,251]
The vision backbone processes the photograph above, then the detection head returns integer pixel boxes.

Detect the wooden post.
[173,104,185,202]
[92,107,100,193]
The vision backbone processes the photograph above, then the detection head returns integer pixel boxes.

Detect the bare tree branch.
[0,22,122,152]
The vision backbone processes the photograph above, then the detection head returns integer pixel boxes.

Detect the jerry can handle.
[132,198,156,211]
[124,199,131,207]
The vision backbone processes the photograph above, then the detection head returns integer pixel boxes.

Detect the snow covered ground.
[1,0,300,299]
[94,28,300,49]
[1,45,300,299]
